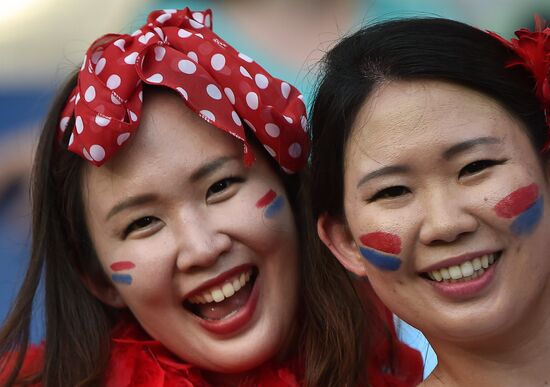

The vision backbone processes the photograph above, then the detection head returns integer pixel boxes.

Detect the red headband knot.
[58,7,309,173]
[488,16,550,151]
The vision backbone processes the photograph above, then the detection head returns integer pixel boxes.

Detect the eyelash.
[206,176,244,198]
[458,159,506,178]
[369,186,410,202]
[123,216,159,237]
[368,159,507,202]
[122,176,245,238]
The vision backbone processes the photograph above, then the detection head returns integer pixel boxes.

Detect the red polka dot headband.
[488,16,550,151]
[58,7,309,173]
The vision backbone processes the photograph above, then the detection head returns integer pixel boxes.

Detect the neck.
[421,292,550,386]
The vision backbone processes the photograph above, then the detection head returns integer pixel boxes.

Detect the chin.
[418,302,524,345]
[203,338,282,373]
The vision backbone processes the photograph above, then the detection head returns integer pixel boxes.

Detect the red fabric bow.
[488,16,550,151]
[58,7,309,173]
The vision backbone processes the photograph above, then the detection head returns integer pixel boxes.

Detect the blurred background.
[1,0,549,379]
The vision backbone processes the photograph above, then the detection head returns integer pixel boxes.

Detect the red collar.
[104,317,302,387]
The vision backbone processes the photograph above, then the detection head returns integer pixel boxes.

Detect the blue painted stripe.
[359,247,402,271]
[511,196,544,235]
[112,274,132,285]
[265,196,284,218]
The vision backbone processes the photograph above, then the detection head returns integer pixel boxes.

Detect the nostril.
[420,211,479,246]
[175,233,232,272]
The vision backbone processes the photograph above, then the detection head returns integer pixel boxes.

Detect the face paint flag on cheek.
[494,183,544,235]
[256,189,285,219]
[110,261,136,285]
[359,232,402,271]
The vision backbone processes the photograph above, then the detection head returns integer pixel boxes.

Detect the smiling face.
[319,80,550,345]
[82,89,299,374]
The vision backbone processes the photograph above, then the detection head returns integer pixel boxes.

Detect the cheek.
[345,203,411,272]
[110,261,136,285]
[105,240,175,296]
[255,188,286,219]
[492,183,544,236]
[358,231,403,272]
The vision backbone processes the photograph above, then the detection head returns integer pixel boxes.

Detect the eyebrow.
[442,136,502,160]
[355,136,502,189]
[190,156,236,182]
[356,165,409,189]
[105,156,237,221]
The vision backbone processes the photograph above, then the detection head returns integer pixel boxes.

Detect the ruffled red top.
[104,311,422,386]
[103,317,302,387]
[3,311,423,386]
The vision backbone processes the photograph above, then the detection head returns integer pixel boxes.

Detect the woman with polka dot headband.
[0,7,422,386]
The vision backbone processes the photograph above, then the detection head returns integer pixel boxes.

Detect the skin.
[319,80,550,386]
[82,89,300,383]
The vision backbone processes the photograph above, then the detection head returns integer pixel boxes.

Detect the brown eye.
[206,176,244,199]
[124,216,159,236]
[369,186,410,202]
[459,159,506,178]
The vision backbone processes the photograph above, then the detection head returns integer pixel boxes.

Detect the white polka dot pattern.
[58,7,309,172]
[84,86,96,102]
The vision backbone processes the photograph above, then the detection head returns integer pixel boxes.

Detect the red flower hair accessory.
[58,7,309,173]
[488,16,550,151]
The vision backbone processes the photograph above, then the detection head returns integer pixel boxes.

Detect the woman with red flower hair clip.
[309,16,550,387]
[0,6,423,387]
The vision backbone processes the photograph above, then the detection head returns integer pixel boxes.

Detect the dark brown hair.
[0,70,375,386]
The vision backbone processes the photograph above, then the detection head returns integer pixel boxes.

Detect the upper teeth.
[188,270,252,304]
[428,253,497,282]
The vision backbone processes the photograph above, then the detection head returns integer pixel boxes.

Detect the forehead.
[80,89,246,216]
[87,89,242,179]
[347,80,524,161]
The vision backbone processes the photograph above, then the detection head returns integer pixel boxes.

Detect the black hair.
[309,17,547,220]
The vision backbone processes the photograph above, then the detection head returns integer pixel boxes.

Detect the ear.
[317,213,369,277]
[81,274,127,308]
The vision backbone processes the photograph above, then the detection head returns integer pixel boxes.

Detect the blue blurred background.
[1,0,549,379]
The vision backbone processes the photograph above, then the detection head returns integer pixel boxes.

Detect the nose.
[174,213,232,272]
[418,188,479,245]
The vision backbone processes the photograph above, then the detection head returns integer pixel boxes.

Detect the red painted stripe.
[360,232,401,254]
[110,261,136,271]
[494,183,539,218]
[256,189,277,208]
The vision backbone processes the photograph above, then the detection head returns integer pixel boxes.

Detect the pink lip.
[184,264,253,300]
[197,273,260,335]
[429,259,499,300]
[419,250,498,273]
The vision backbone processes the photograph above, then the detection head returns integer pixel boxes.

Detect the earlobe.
[81,274,127,308]
[317,214,369,277]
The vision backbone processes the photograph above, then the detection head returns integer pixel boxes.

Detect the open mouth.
[184,268,258,321]
[424,252,502,283]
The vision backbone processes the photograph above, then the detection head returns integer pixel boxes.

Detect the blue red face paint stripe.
[359,247,402,271]
[494,184,544,235]
[256,189,285,219]
[111,273,133,285]
[110,261,135,271]
[510,196,544,235]
[265,196,284,218]
[256,189,277,208]
[494,183,538,218]
[360,232,401,254]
